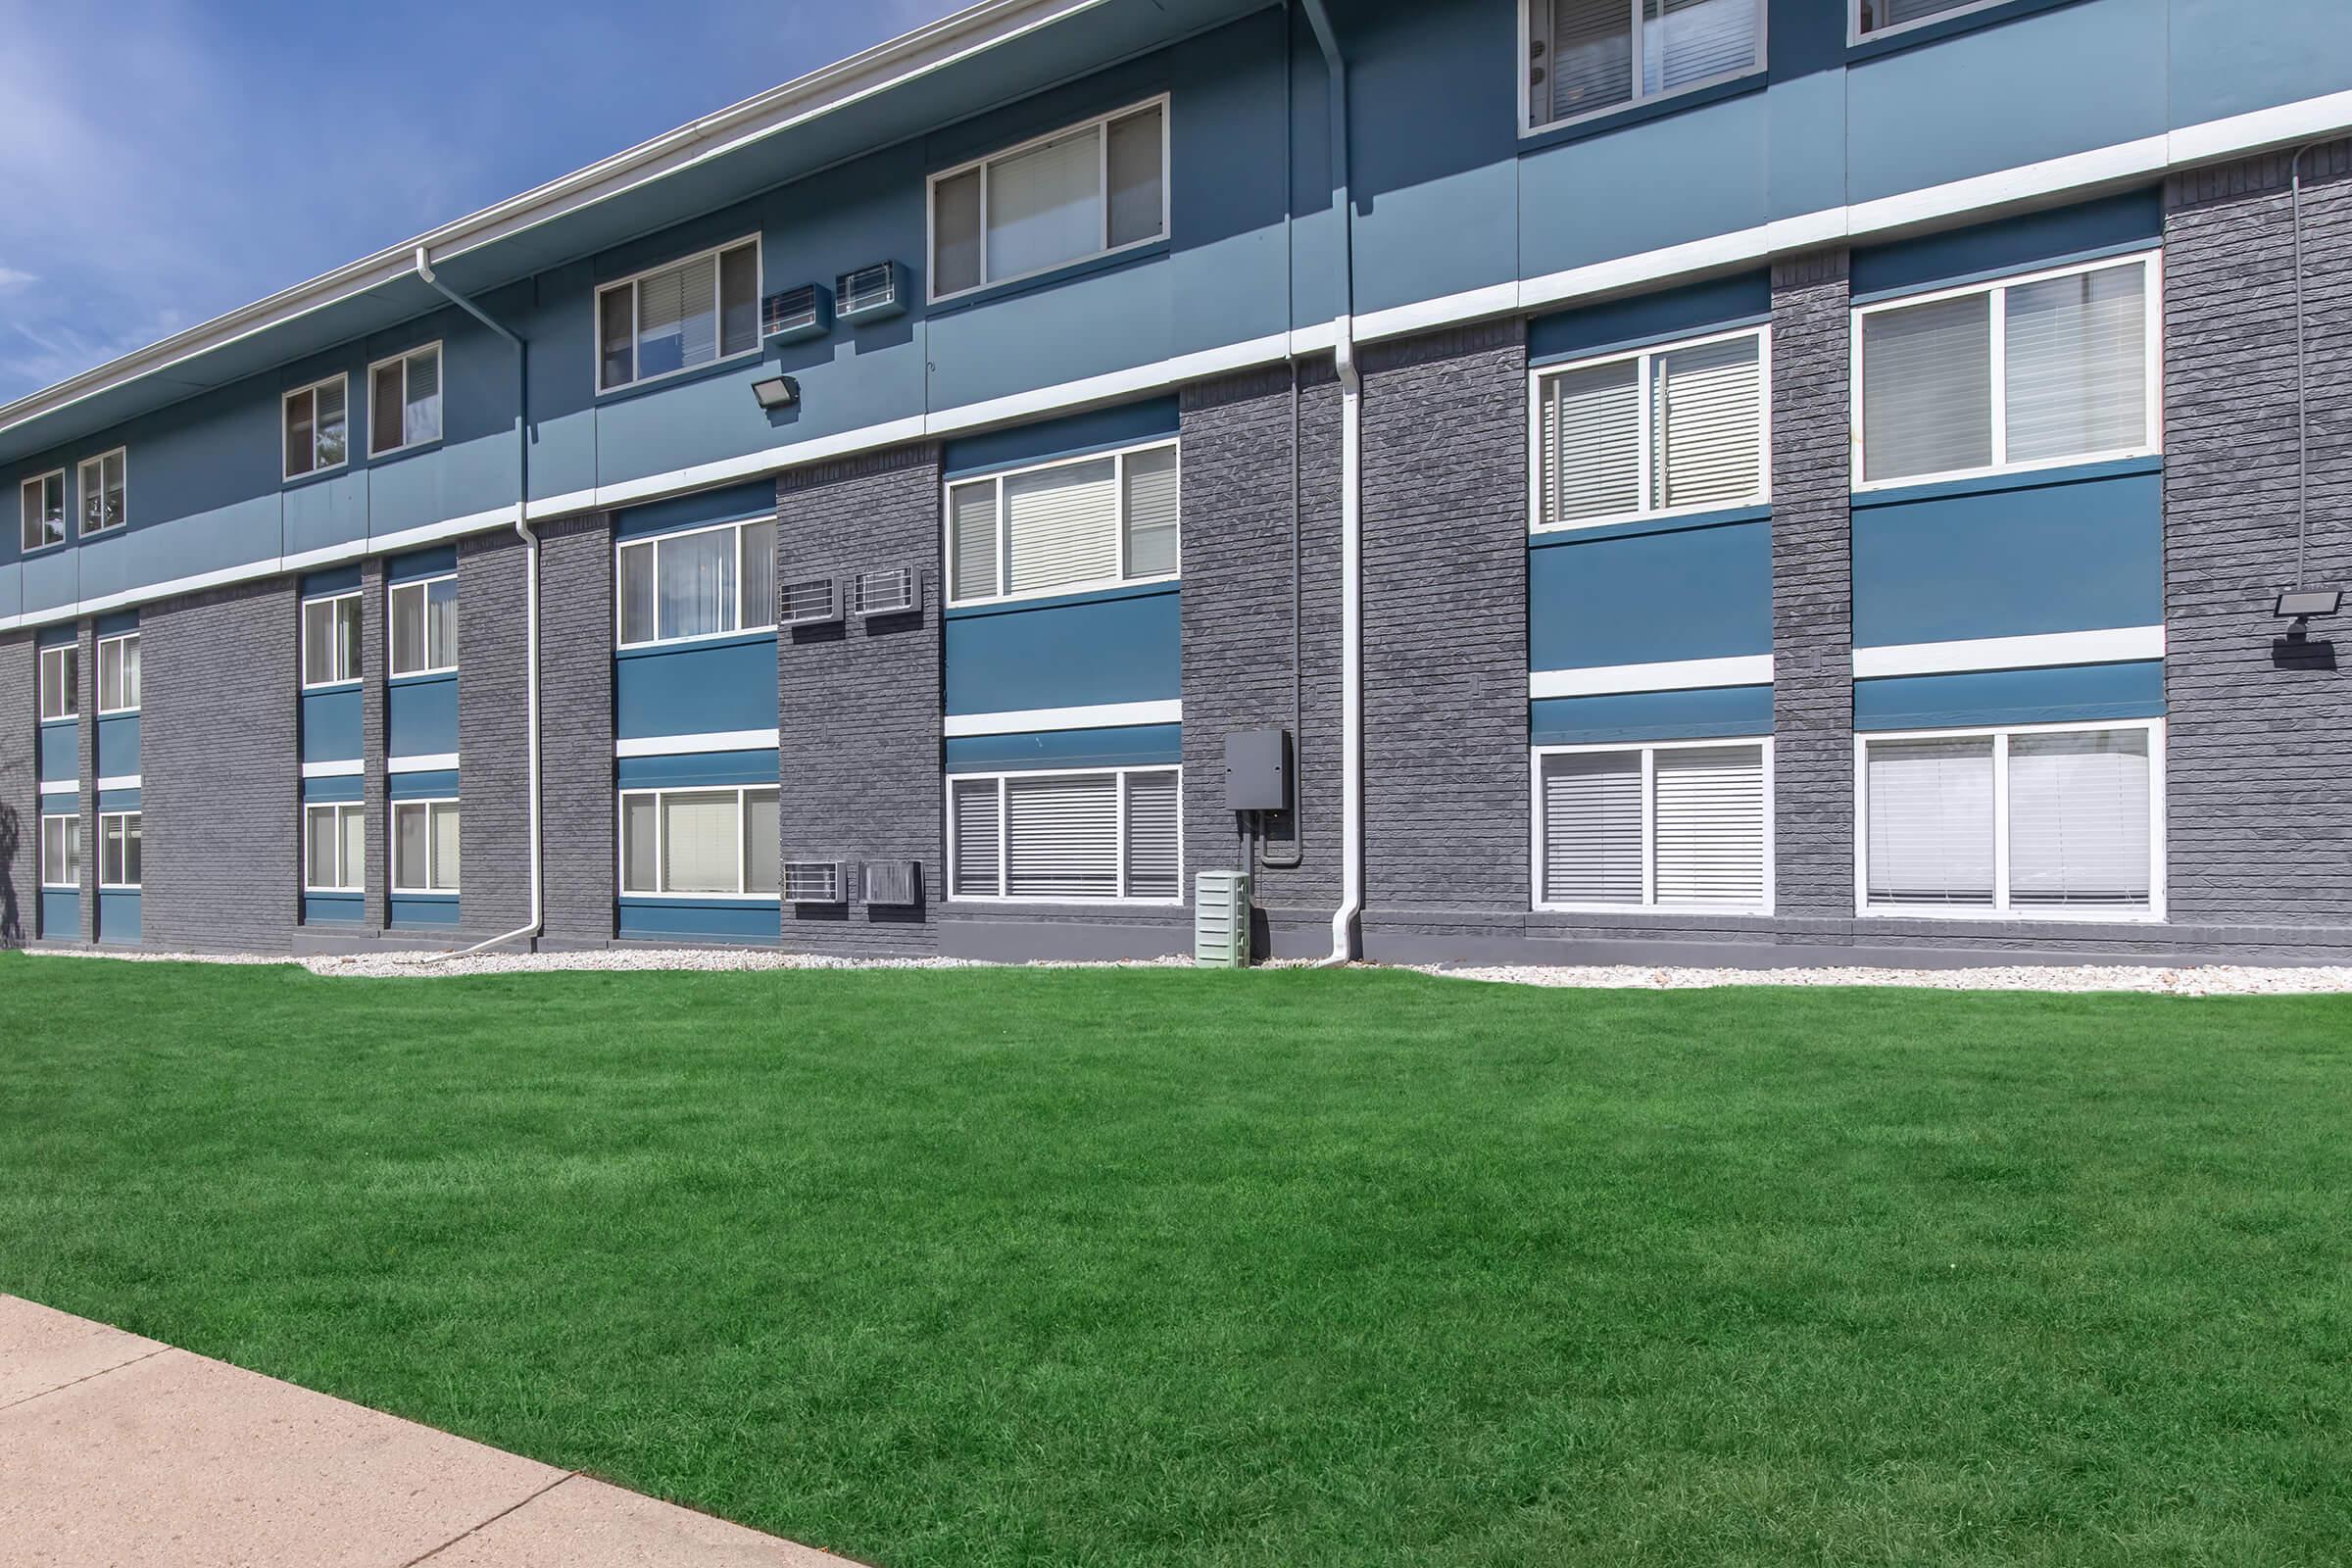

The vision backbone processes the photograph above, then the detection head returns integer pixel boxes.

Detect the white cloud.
[0,267,33,289]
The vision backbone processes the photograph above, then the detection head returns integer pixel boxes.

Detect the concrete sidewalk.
[0,1296,864,1567]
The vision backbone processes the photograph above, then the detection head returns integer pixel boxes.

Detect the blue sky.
[0,0,966,404]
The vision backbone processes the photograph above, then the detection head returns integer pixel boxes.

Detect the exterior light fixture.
[2276,589,2343,619]
[751,374,800,411]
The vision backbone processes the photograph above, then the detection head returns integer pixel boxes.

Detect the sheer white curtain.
[658,529,737,640]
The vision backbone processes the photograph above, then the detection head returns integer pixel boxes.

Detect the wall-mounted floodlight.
[2277,589,2343,619]
[751,374,800,411]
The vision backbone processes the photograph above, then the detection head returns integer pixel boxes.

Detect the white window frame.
[304,802,367,894]
[1526,324,1772,534]
[98,810,140,890]
[39,811,79,890]
[1852,716,2167,923]
[1529,736,1775,913]
[282,373,350,480]
[388,572,460,677]
[37,643,77,722]
[1519,0,1769,138]
[593,235,762,396]
[942,438,1182,609]
[1850,250,2163,493]
[368,341,444,457]
[943,764,1185,906]
[926,95,1172,305]
[76,448,127,535]
[20,468,65,553]
[1850,0,2011,46]
[302,589,364,690]
[95,631,139,715]
[390,798,462,896]
[615,785,780,901]
[612,516,778,651]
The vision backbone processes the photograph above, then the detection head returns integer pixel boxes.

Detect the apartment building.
[2,0,2348,965]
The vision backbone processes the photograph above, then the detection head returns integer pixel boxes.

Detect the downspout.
[1299,0,1361,966]
[415,246,543,956]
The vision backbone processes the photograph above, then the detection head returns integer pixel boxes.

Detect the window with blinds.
[930,100,1167,301]
[597,238,760,392]
[1535,329,1765,530]
[1525,0,1764,132]
[1862,724,2158,915]
[948,766,1182,903]
[283,374,348,478]
[946,440,1180,604]
[1535,742,1768,909]
[1857,255,2154,486]
[369,344,443,456]
[1855,0,1995,38]
[617,786,780,898]
[391,800,462,894]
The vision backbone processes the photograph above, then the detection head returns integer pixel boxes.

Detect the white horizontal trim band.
[614,728,780,758]
[386,753,460,773]
[1530,655,1773,699]
[301,760,363,779]
[1853,625,2165,678]
[94,774,141,792]
[944,698,1182,737]
[38,780,76,795]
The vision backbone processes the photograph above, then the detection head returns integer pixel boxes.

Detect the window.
[597,238,760,393]
[390,575,459,675]
[38,644,76,721]
[283,375,349,479]
[947,441,1178,606]
[302,591,363,687]
[392,800,461,894]
[930,99,1167,301]
[99,812,140,889]
[40,813,79,890]
[1854,0,2000,40]
[1524,0,1764,132]
[1859,721,2160,918]
[1856,254,2157,487]
[369,344,443,456]
[1532,328,1766,530]
[20,470,64,551]
[618,786,780,898]
[947,766,1182,903]
[96,632,140,714]
[1534,740,1770,909]
[77,449,126,534]
[615,517,777,647]
[306,803,367,893]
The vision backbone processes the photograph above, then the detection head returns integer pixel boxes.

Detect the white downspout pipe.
[1300,0,1361,966]
[415,246,543,956]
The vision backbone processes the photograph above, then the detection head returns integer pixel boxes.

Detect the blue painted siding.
[389,894,463,928]
[386,546,459,582]
[1532,685,1775,745]
[97,891,140,946]
[614,750,780,790]
[1854,660,2166,730]
[302,773,365,805]
[945,585,1179,715]
[300,688,363,763]
[613,479,778,540]
[1852,191,2163,301]
[38,723,75,785]
[96,714,139,778]
[613,635,779,742]
[941,398,1178,478]
[39,890,77,938]
[388,674,460,758]
[617,899,779,943]
[97,787,140,812]
[389,768,461,801]
[302,564,363,597]
[1530,516,1772,672]
[1528,272,1769,365]
[304,893,367,924]
[945,723,1182,772]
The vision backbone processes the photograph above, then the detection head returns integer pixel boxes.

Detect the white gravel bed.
[1418,962,2352,997]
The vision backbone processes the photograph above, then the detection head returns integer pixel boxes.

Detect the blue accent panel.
[389,769,460,801]
[1530,517,1771,671]
[97,788,140,812]
[390,895,463,929]
[1531,686,1774,747]
[617,899,779,944]
[40,890,77,938]
[1855,661,2167,731]
[301,564,362,597]
[97,891,139,946]
[94,609,139,635]
[303,773,365,804]
[613,635,779,741]
[304,894,366,925]
[388,674,459,757]
[941,397,1180,478]
[1851,191,2164,302]
[944,587,1179,716]
[1516,90,1771,285]
[2172,0,2352,128]
[613,479,778,540]
[615,750,780,790]
[38,724,75,785]
[1852,466,2162,647]
[301,688,363,763]
[1527,271,1770,366]
[945,723,1181,773]
[96,714,138,778]
[386,545,459,582]
[35,622,75,648]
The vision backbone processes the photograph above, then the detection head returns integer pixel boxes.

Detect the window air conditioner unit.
[835,261,907,323]
[784,860,846,905]
[778,577,840,627]
[863,859,921,906]
[761,283,831,343]
[851,565,918,617]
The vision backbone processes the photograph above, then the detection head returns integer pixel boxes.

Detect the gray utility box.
[1196,870,1252,967]
[1224,728,1293,812]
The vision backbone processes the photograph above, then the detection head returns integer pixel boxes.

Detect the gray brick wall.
[540,514,617,946]
[361,560,389,929]
[75,620,95,942]
[775,444,942,956]
[0,634,30,947]
[1358,319,1530,947]
[2164,140,2352,934]
[143,579,299,951]
[1770,249,1855,926]
[459,530,531,940]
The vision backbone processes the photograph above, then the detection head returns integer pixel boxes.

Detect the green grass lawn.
[2,953,2347,1566]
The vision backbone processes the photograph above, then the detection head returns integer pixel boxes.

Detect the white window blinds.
[951,768,1182,902]
[1858,0,1980,35]
[1540,360,1642,524]
[949,483,1002,603]
[1005,773,1121,900]
[1651,745,1767,906]
[932,103,1166,300]
[2003,265,2148,465]
[1537,331,1763,528]
[1528,0,1760,129]
[1124,769,1182,901]
[2007,730,2151,908]
[598,240,758,390]
[1005,458,1119,596]
[950,778,1003,898]
[1538,743,1768,908]
[1540,751,1643,905]
[946,443,1179,603]
[1653,336,1763,511]
[1861,293,1991,484]
[1122,446,1181,579]
[1865,736,1996,907]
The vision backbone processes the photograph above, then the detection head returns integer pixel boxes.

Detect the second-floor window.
[96,632,140,714]
[1533,328,1766,530]
[930,99,1167,302]
[283,374,349,478]
[390,574,459,676]
[77,449,125,534]
[303,590,362,688]
[1525,0,1764,133]
[38,644,76,721]
[21,470,64,551]
[597,239,760,393]
[1855,0,1994,39]
[616,517,777,648]
[370,344,443,456]
[947,441,1179,606]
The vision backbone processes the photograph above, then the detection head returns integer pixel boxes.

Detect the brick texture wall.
[0,634,30,946]
[142,579,299,950]
[74,619,95,942]
[540,514,617,946]
[459,530,532,941]
[361,559,389,928]
[775,445,943,956]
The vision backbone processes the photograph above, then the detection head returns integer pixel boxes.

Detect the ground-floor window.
[40,813,79,889]
[1858,720,2161,917]
[306,803,366,892]
[392,799,461,894]
[946,766,1182,903]
[618,786,779,898]
[1533,740,1771,910]
[98,812,141,889]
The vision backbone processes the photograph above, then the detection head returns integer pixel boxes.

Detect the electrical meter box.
[1224,728,1292,812]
